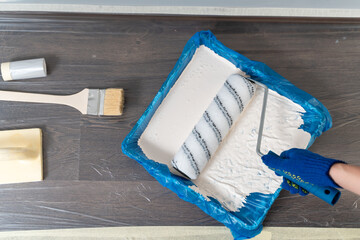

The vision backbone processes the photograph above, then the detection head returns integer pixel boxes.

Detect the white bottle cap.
[1,58,47,81]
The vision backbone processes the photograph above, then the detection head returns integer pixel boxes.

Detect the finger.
[281,179,292,192]
[286,148,316,159]
[280,149,292,159]
[299,187,309,196]
[289,181,300,194]
[281,148,307,159]
[261,152,283,169]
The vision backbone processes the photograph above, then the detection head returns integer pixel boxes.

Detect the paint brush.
[0,88,124,116]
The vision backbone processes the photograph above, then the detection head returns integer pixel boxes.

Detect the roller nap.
[171,74,255,179]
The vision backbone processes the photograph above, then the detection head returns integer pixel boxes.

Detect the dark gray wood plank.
[0,13,358,230]
[78,116,150,181]
[0,181,218,231]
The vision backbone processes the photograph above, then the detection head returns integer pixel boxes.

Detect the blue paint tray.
[122,31,332,239]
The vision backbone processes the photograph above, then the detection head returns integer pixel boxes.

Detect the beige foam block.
[0,128,42,184]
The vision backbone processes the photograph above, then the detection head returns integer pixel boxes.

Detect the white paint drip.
[139,45,311,212]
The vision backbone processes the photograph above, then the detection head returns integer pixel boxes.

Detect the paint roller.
[171,74,341,205]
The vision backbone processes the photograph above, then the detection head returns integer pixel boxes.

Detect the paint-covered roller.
[1,58,47,81]
[172,73,341,205]
[171,74,255,179]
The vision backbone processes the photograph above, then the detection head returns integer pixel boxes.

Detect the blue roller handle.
[268,152,341,205]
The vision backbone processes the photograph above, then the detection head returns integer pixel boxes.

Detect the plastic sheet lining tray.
[122,31,332,239]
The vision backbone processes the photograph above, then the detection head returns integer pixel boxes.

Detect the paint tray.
[122,31,332,239]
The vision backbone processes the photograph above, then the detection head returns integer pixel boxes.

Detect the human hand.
[262,148,344,195]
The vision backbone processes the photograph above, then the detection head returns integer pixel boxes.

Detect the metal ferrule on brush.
[87,89,106,116]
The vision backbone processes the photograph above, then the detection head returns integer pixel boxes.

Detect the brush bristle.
[103,88,124,116]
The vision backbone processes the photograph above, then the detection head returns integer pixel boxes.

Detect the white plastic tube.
[1,58,47,81]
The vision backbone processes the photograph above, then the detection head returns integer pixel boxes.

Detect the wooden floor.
[0,13,359,231]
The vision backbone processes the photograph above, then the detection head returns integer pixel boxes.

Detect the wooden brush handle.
[0,89,89,114]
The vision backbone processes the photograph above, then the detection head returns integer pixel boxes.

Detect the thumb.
[261,151,283,169]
